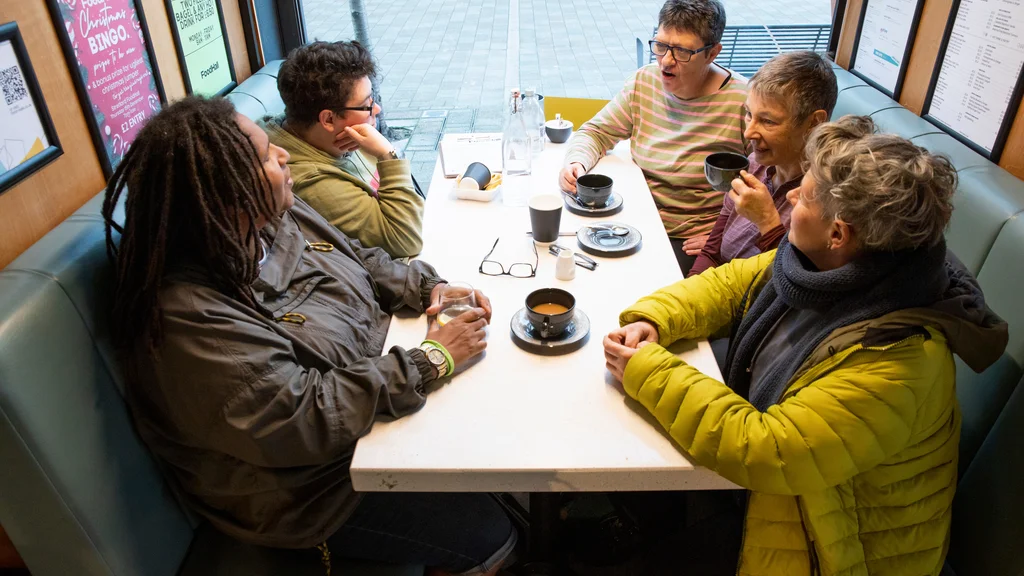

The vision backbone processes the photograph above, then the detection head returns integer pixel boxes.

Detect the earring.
[826,240,832,250]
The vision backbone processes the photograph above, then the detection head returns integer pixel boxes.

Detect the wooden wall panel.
[835,0,864,68]
[999,104,1024,178]
[898,0,954,114]
[222,0,252,82]
[0,0,107,269]
[140,0,186,100]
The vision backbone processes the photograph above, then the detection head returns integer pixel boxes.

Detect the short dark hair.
[278,41,377,126]
[658,0,727,46]
[750,51,838,119]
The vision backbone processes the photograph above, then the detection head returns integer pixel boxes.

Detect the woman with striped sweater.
[559,0,748,274]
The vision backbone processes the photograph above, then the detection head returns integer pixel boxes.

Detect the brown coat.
[127,198,442,548]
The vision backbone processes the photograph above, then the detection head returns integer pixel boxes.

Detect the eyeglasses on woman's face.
[649,39,714,63]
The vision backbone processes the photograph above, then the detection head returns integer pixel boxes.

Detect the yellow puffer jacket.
[620,250,1007,576]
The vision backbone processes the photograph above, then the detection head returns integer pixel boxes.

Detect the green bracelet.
[421,339,454,375]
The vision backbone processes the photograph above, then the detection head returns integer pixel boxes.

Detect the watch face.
[426,348,446,366]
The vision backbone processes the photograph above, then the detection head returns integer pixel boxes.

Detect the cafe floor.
[302,0,831,190]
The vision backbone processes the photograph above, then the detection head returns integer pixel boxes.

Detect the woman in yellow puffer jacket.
[604,115,1008,576]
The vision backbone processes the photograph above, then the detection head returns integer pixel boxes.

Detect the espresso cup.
[575,174,613,208]
[528,194,563,243]
[704,152,750,192]
[459,162,492,190]
[525,288,576,339]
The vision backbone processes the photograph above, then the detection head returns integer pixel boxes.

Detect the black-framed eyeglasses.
[649,40,714,63]
[479,238,538,278]
[334,95,375,113]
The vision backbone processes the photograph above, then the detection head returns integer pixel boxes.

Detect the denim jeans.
[326,492,517,575]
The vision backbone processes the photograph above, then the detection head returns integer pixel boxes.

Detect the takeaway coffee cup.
[525,288,576,339]
[528,194,563,243]
[458,162,492,190]
[704,152,750,192]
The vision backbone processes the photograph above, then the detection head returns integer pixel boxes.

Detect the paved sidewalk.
[303,0,831,188]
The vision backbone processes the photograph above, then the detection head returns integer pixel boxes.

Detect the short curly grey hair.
[805,115,957,251]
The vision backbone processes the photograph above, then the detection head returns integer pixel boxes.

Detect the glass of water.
[437,282,477,326]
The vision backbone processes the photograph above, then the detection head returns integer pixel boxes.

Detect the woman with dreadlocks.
[102,97,515,576]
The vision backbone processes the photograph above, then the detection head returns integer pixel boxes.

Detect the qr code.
[1,66,28,106]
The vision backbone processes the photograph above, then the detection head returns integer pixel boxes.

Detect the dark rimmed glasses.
[334,95,376,113]
[479,238,538,278]
[649,40,714,63]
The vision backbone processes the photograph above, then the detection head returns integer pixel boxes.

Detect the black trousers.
[669,238,699,276]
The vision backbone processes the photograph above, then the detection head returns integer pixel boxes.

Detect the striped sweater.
[565,64,749,238]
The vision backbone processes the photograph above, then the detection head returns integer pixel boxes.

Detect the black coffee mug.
[704,152,750,192]
[526,288,576,339]
[576,174,613,208]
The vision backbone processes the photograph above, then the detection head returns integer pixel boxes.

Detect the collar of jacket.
[737,252,1008,388]
[251,211,309,297]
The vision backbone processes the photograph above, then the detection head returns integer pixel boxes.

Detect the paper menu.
[927,0,1024,154]
[438,133,503,178]
[852,0,919,94]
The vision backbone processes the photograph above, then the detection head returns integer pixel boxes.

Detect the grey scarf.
[725,237,949,411]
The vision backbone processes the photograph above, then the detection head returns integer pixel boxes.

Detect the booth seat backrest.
[946,374,1024,576]
[0,212,194,576]
[830,68,1024,477]
[224,60,285,120]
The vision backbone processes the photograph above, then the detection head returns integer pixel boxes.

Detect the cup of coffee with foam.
[525,288,576,339]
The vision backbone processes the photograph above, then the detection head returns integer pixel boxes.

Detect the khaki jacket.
[128,199,442,548]
[260,116,425,258]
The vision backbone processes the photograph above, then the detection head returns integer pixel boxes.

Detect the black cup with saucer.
[563,191,623,217]
[510,288,591,355]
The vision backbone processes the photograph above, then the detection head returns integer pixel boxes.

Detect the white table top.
[350,140,739,493]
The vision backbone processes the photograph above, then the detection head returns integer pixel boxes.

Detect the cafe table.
[350,137,739,561]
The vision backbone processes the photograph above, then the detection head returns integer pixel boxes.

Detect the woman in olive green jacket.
[604,116,1007,576]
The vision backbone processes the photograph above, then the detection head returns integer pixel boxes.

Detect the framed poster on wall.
[45,0,166,179]
[165,0,237,97]
[0,22,62,195]
[921,0,1024,162]
[848,0,924,99]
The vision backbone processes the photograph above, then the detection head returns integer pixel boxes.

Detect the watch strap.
[420,339,454,377]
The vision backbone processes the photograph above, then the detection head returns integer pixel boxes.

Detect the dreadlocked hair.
[102,96,274,355]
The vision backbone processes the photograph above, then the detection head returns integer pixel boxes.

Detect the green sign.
[167,0,236,97]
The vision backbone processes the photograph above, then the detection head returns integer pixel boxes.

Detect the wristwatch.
[381,149,400,161]
[418,341,450,378]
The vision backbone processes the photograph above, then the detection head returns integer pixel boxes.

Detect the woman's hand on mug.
[426,308,489,368]
[730,171,782,234]
[559,162,586,193]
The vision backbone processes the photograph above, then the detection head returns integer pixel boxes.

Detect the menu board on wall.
[46,0,166,177]
[166,0,236,97]
[922,0,1024,161]
[849,0,924,98]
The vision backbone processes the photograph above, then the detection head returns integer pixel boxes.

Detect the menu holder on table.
[439,133,503,178]
[920,0,1024,161]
